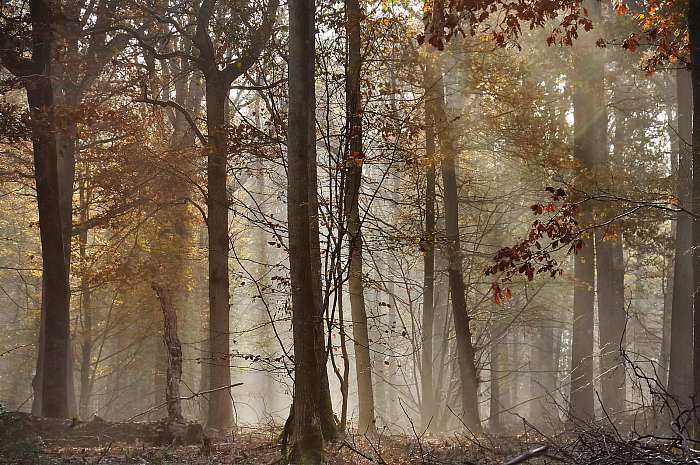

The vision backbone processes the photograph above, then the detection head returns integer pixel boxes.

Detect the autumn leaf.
[615,2,628,15]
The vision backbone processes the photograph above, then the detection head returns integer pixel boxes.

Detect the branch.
[501,446,550,465]
[134,92,207,145]
[230,78,286,91]
[0,28,33,77]
[221,0,279,84]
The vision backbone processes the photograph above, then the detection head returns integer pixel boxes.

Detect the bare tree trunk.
[529,322,557,430]
[688,0,700,436]
[420,84,437,432]
[426,56,481,432]
[153,284,184,422]
[204,78,234,431]
[309,113,338,442]
[345,0,376,435]
[568,0,603,422]
[288,0,324,461]
[669,68,694,410]
[78,177,93,419]
[489,315,507,432]
[23,0,71,419]
[659,74,679,390]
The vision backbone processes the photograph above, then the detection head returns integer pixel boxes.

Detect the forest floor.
[0,411,693,464]
[0,411,548,465]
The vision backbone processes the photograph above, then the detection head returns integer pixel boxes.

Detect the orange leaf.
[615,2,628,15]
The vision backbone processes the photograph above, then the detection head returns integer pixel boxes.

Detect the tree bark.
[529,322,557,430]
[345,0,376,435]
[78,176,93,419]
[426,56,481,432]
[153,284,184,422]
[595,100,626,418]
[204,77,234,430]
[288,0,324,461]
[568,0,603,422]
[688,0,700,437]
[19,0,72,419]
[420,78,437,432]
[669,68,694,410]
[489,315,507,432]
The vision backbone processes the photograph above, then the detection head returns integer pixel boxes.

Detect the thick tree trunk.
[596,47,626,420]
[568,0,603,422]
[420,92,437,432]
[153,284,184,422]
[669,68,694,411]
[24,0,71,419]
[426,59,481,432]
[288,0,324,461]
[204,78,234,430]
[345,0,376,435]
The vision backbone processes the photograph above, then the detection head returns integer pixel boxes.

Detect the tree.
[420,64,437,432]
[567,0,604,423]
[689,0,700,437]
[288,0,325,461]
[0,0,71,418]
[424,51,482,432]
[345,0,376,435]
[668,68,693,413]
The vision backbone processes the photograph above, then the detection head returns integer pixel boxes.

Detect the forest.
[0,0,697,463]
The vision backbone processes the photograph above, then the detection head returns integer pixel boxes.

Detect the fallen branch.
[502,446,549,465]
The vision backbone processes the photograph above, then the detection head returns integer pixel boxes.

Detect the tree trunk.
[78,177,93,419]
[595,42,626,419]
[529,322,557,430]
[309,104,338,443]
[288,0,324,461]
[345,0,376,435]
[489,315,507,433]
[24,0,71,419]
[204,78,234,430]
[659,73,680,390]
[420,86,437,432]
[426,57,481,432]
[568,0,603,422]
[669,68,694,411]
[153,284,184,422]
[688,0,700,437]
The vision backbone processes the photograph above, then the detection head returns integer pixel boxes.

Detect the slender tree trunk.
[688,0,700,437]
[309,112,338,443]
[153,284,184,422]
[669,68,694,411]
[660,74,680,389]
[78,177,93,419]
[489,315,507,432]
[289,0,324,461]
[335,282,351,432]
[345,0,376,435]
[529,322,557,430]
[205,78,234,430]
[420,89,437,432]
[426,57,481,432]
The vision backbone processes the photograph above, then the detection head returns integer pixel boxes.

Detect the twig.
[93,440,114,465]
[501,446,549,465]
[338,441,379,463]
